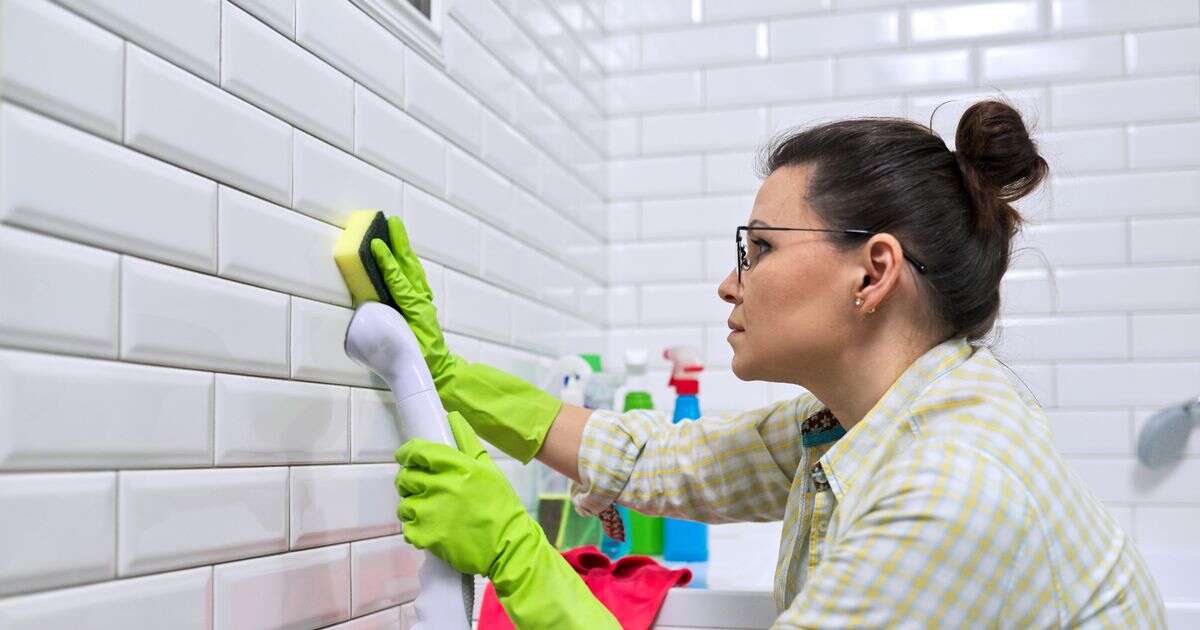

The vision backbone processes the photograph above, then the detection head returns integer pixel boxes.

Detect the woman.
[381,100,1166,628]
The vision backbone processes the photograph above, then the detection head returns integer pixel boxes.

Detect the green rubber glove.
[369,216,561,463]
[396,412,619,629]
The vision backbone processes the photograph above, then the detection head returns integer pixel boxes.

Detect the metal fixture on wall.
[1137,396,1200,469]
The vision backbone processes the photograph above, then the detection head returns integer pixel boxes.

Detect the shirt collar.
[817,337,974,499]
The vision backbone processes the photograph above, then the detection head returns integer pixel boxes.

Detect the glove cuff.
[489,515,619,629]
[435,362,563,464]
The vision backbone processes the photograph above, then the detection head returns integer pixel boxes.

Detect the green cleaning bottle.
[620,350,664,556]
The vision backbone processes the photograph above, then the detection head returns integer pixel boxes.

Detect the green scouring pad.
[334,210,397,309]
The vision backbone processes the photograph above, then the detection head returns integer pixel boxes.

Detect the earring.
[854,297,864,309]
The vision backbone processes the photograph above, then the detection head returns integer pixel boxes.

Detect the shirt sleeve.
[772,437,1036,629]
[571,394,824,524]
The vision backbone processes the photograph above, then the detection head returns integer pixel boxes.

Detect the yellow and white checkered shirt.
[572,338,1166,628]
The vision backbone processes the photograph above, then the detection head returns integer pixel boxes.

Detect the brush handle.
[344,302,472,629]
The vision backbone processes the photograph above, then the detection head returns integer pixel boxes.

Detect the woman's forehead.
[749,166,813,226]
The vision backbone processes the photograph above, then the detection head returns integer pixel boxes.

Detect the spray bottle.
[579,353,634,559]
[662,346,709,562]
[581,353,623,412]
[613,349,664,556]
[542,355,592,407]
[535,355,594,549]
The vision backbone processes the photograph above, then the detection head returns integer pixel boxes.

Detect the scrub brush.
[333,210,398,309]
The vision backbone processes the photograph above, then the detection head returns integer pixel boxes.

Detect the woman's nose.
[718,268,740,304]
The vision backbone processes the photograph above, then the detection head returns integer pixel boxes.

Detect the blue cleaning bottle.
[662,346,709,562]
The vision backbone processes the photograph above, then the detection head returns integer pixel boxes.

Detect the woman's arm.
[566,394,823,524]
[533,402,593,482]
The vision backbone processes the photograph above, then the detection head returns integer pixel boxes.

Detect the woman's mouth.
[727,318,744,341]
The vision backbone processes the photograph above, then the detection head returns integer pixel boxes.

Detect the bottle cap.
[623,391,655,411]
[670,379,699,395]
[580,353,602,373]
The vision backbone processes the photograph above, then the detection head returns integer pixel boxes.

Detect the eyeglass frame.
[736,225,930,284]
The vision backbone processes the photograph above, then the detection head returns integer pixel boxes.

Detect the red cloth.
[478,546,692,630]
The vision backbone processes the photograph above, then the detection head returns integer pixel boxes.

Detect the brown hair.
[758,100,1049,342]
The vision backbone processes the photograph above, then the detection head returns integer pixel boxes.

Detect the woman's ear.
[854,234,905,316]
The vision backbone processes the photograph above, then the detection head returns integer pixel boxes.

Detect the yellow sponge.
[334,210,396,308]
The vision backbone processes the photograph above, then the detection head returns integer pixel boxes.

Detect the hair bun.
[954,100,1048,237]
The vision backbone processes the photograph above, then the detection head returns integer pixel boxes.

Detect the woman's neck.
[806,333,940,433]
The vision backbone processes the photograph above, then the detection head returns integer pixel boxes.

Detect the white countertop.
[655,587,776,629]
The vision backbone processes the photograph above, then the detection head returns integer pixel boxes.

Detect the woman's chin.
[730,353,752,381]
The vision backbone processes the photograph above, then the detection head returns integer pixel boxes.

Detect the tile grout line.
[116,251,123,365]
[113,468,120,581]
[211,371,217,467]
[218,0,224,81]
[121,41,128,143]
[287,296,293,380]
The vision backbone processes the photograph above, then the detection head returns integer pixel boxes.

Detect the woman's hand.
[394,411,524,576]
[371,215,564,464]
[394,411,620,629]
[369,216,460,380]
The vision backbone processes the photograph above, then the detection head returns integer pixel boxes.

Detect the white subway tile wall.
[0,472,117,596]
[126,43,294,206]
[2,0,1198,623]
[57,0,222,83]
[597,0,1200,605]
[1,103,221,273]
[0,566,214,629]
[0,0,125,140]
[213,544,351,628]
[1,0,604,625]
[348,535,423,617]
[221,2,356,151]
[117,467,290,576]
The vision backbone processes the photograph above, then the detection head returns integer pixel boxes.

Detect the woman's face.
[718,164,860,384]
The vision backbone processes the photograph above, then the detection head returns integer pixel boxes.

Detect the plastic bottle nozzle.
[664,346,703,394]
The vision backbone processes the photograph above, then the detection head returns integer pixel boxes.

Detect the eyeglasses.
[736,225,929,285]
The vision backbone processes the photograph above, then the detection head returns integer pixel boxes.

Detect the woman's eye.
[751,238,770,253]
